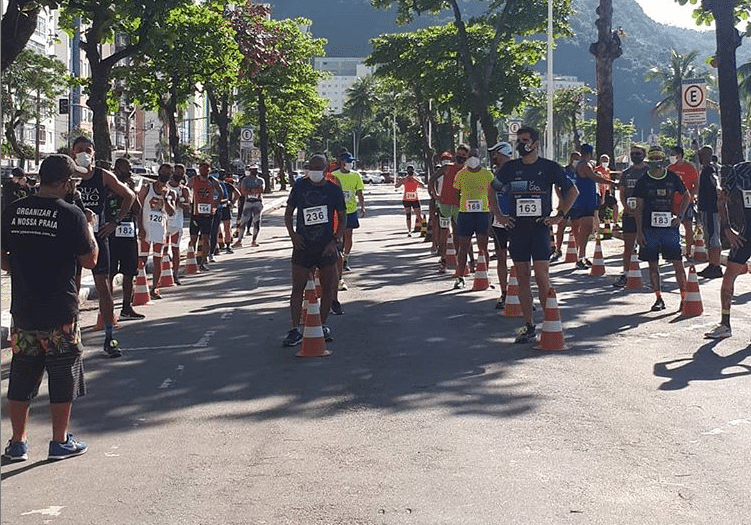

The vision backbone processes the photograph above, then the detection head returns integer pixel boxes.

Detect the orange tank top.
[192,178,216,216]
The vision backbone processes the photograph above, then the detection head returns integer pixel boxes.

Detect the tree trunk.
[469,113,479,149]
[706,0,743,166]
[589,0,622,161]
[216,93,231,172]
[87,61,113,162]
[5,121,27,166]
[257,87,271,193]
[166,82,180,165]
[1,0,39,72]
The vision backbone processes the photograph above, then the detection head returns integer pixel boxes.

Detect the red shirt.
[439,164,461,206]
[402,178,420,201]
[192,177,217,217]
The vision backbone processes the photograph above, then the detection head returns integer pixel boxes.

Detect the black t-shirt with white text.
[632,169,686,229]
[1,195,93,330]
[493,157,572,220]
[287,178,345,248]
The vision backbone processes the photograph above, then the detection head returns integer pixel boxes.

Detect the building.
[314,57,374,114]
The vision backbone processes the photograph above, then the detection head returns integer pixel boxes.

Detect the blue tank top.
[573,161,598,210]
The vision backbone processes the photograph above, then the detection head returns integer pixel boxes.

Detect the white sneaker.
[704,324,732,339]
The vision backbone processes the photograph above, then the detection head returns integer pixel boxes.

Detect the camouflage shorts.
[11,320,82,358]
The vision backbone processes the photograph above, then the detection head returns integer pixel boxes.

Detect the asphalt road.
[1,183,750,525]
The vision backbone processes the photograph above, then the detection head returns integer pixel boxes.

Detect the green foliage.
[677,0,751,37]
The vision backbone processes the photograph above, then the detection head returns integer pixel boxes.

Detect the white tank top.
[166,185,184,234]
[142,184,167,244]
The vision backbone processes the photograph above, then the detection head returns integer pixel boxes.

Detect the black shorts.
[492,226,509,251]
[728,232,751,265]
[220,206,231,221]
[622,215,637,234]
[292,244,338,270]
[402,200,421,209]
[190,215,213,236]
[91,234,110,275]
[508,221,552,262]
[109,237,138,277]
[568,207,596,220]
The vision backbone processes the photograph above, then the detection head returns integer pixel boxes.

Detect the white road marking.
[21,507,65,517]
[194,330,217,347]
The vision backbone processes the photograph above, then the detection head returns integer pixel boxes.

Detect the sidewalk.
[0,192,289,360]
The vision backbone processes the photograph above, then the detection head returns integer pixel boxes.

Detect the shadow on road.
[653,340,751,390]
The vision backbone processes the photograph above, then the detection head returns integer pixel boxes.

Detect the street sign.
[240,127,254,149]
[682,79,707,126]
[59,98,69,114]
[508,120,522,142]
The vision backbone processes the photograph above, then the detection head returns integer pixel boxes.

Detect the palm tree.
[645,49,700,149]
[344,75,379,161]
[740,60,751,160]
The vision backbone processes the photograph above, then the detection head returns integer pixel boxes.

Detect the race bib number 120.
[650,211,672,228]
[303,205,327,226]
[516,198,542,217]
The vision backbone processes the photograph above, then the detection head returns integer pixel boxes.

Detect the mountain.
[266,0,750,134]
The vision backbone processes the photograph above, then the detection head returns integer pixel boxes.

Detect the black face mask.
[630,153,645,164]
[516,142,534,157]
[158,174,171,183]
[455,156,467,164]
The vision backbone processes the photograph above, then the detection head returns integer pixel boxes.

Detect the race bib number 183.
[650,211,672,228]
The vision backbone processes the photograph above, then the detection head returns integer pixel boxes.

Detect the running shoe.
[103,337,122,358]
[2,440,28,462]
[613,274,627,288]
[232,241,242,249]
[407,232,412,237]
[650,297,666,312]
[343,261,351,272]
[282,328,303,347]
[704,324,732,339]
[495,295,506,310]
[199,263,210,272]
[549,250,562,262]
[582,258,593,267]
[322,325,333,342]
[173,275,182,285]
[575,260,588,270]
[330,300,343,315]
[438,259,447,274]
[514,324,536,344]
[208,255,215,263]
[149,288,162,300]
[338,279,348,291]
[119,307,145,320]
[225,246,234,254]
[48,434,87,461]
[453,277,465,289]
[697,265,723,279]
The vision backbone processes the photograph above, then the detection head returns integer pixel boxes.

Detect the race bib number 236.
[303,205,327,226]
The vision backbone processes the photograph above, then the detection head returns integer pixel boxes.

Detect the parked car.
[362,171,384,184]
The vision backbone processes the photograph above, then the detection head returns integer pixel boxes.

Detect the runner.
[428,151,458,272]
[71,137,135,357]
[486,141,513,309]
[106,158,144,320]
[282,153,346,347]
[333,152,365,289]
[492,126,578,343]
[137,164,175,300]
[166,163,192,285]
[632,146,690,311]
[613,144,649,287]
[220,174,241,254]
[696,146,723,278]
[704,160,751,339]
[550,151,580,262]
[595,153,618,230]
[452,147,495,290]
[668,146,699,260]
[188,161,222,271]
[232,165,265,248]
[395,165,425,237]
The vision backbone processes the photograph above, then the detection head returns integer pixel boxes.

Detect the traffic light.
[59,98,69,114]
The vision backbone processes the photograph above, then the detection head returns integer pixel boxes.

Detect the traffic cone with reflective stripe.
[590,238,606,276]
[504,266,523,317]
[159,248,175,288]
[94,311,119,331]
[626,253,643,290]
[132,263,151,307]
[300,277,316,325]
[184,246,198,275]
[535,287,567,351]
[445,234,458,270]
[692,227,708,262]
[314,268,322,298]
[564,232,578,263]
[681,265,704,317]
[297,279,331,357]
[472,253,490,291]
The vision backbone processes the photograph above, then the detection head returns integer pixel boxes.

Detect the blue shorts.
[346,211,360,229]
[456,212,490,238]
[639,227,682,262]
[492,226,509,251]
[509,221,552,262]
[568,207,596,220]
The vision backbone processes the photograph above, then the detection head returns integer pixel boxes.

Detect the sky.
[634,0,710,31]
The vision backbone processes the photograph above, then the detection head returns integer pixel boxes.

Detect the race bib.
[149,213,163,224]
[405,192,417,201]
[650,211,672,228]
[743,190,751,208]
[466,200,482,213]
[516,198,542,217]
[197,203,211,215]
[91,215,99,233]
[627,197,637,210]
[343,190,353,202]
[115,222,135,238]
[626,179,636,188]
[303,205,327,226]
[439,217,450,229]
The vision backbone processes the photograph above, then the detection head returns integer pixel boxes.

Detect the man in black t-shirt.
[1,154,99,462]
[282,153,346,347]
[633,146,690,312]
[696,146,723,278]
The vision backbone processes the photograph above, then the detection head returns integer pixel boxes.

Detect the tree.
[679,0,751,165]
[344,75,380,162]
[644,49,701,149]
[1,0,55,71]
[372,0,572,147]
[58,0,188,162]
[1,49,67,167]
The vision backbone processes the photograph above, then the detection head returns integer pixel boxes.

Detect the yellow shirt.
[453,167,494,212]
[333,170,364,214]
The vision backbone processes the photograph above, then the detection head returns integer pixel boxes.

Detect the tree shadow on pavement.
[653,340,751,391]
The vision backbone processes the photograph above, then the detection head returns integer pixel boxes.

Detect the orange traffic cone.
[590,238,606,276]
[626,253,643,290]
[472,253,490,291]
[445,234,458,270]
[535,287,566,351]
[159,250,175,288]
[94,312,119,331]
[132,264,151,307]
[314,268,322,298]
[297,279,331,357]
[681,265,704,317]
[692,227,708,262]
[300,277,316,326]
[564,232,578,263]
[184,246,198,275]
[504,266,523,317]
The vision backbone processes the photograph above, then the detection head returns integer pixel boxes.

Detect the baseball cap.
[39,154,87,185]
[647,145,665,160]
[440,151,452,160]
[339,152,356,163]
[488,141,513,157]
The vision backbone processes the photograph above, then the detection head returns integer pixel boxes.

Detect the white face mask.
[668,156,678,164]
[308,170,324,183]
[467,157,481,169]
[601,161,609,168]
[343,162,352,171]
[75,151,92,168]
[441,160,451,166]
[244,170,251,176]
